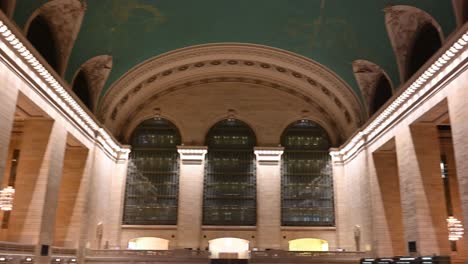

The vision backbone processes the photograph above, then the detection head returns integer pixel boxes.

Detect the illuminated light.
[0,186,15,211]
[442,54,451,61]
[1,29,11,36]
[25,257,32,261]
[447,216,464,241]
[10,38,18,46]
[437,57,447,64]
[462,34,468,42]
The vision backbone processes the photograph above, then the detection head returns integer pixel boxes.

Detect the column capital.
[177,146,208,165]
[254,147,284,165]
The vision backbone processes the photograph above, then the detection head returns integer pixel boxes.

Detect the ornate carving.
[98,44,364,140]
[352,60,393,116]
[25,0,86,77]
[384,5,444,82]
[74,55,113,112]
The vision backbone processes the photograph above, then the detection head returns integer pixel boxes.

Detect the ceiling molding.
[99,43,365,141]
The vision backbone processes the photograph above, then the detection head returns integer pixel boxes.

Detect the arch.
[385,5,444,82]
[123,118,181,225]
[117,80,344,147]
[281,120,334,227]
[369,75,393,115]
[26,15,59,71]
[71,55,113,112]
[352,60,394,117]
[288,238,329,251]
[452,0,468,27]
[406,23,442,80]
[0,0,16,18]
[99,43,364,143]
[208,237,250,259]
[128,237,169,250]
[203,119,256,226]
[72,70,92,109]
[25,0,86,76]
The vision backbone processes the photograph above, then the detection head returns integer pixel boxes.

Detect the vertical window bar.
[203,119,256,226]
[281,120,334,226]
[123,118,181,225]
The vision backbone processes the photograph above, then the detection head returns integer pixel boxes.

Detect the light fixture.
[0,186,15,211]
[447,216,464,241]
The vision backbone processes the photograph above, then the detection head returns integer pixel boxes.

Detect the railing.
[50,247,77,256]
[0,242,35,254]
[85,249,365,264]
[251,250,365,258]
[86,248,210,258]
[250,250,366,263]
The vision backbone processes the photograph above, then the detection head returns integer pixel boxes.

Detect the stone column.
[0,80,18,184]
[447,71,468,253]
[53,147,90,248]
[254,147,284,250]
[330,151,344,249]
[395,124,450,255]
[176,146,207,249]
[107,149,130,248]
[7,119,68,263]
[371,151,405,256]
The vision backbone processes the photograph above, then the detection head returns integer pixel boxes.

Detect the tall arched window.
[406,23,442,80]
[203,119,256,226]
[26,15,59,71]
[72,70,92,109]
[369,75,393,115]
[281,120,334,226]
[123,118,181,225]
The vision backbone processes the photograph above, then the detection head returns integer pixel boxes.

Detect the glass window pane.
[203,119,256,226]
[281,120,334,226]
[123,118,181,225]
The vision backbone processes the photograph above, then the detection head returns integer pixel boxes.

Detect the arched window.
[281,120,334,226]
[369,75,393,115]
[406,23,442,80]
[72,70,92,109]
[26,15,58,71]
[203,119,256,226]
[123,118,181,225]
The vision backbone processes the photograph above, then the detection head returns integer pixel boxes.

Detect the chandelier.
[447,216,464,241]
[0,186,15,211]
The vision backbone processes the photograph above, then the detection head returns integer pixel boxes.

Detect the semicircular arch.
[99,43,364,143]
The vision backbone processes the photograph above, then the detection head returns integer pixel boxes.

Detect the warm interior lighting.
[209,238,249,259]
[127,237,169,250]
[0,186,15,211]
[288,238,329,251]
[447,216,464,241]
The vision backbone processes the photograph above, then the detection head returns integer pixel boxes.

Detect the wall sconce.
[447,216,464,241]
[0,186,15,211]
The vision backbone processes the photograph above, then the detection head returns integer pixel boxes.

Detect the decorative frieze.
[177,146,208,165]
[254,147,284,166]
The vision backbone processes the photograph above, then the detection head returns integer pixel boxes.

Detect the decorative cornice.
[0,15,129,161]
[331,27,468,162]
[384,5,445,82]
[177,146,208,165]
[99,43,365,140]
[254,147,284,165]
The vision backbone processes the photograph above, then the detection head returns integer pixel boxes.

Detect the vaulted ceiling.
[13,0,456,100]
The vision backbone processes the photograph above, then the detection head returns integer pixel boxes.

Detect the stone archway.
[99,43,364,145]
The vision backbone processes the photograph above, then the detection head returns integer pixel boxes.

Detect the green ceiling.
[13,0,456,99]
